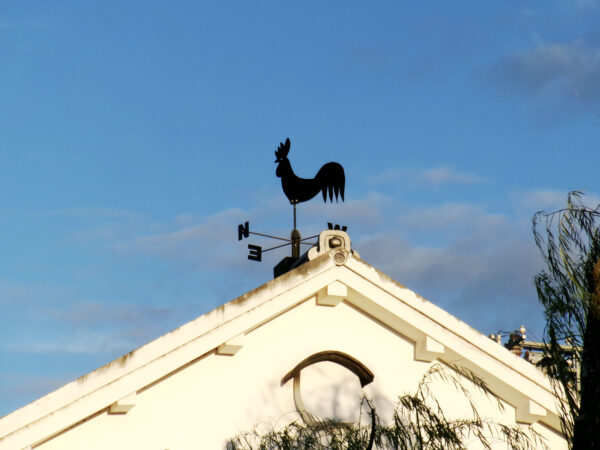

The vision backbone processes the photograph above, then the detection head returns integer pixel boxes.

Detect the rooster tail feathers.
[316,162,345,203]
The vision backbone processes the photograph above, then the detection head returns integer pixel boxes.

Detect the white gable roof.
[0,230,563,449]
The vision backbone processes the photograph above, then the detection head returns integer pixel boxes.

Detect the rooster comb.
[274,138,291,162]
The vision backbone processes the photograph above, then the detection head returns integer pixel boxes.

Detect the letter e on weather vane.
[247,244,262,261]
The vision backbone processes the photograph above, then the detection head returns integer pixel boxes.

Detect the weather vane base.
[274,228,302,277]
[274,255,304,278]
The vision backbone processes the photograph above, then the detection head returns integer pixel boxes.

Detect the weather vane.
[238,137,346,276]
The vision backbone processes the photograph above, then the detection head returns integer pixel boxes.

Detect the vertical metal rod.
[291,203,300,258]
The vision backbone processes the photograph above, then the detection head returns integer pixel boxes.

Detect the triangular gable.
[0,230,563,449]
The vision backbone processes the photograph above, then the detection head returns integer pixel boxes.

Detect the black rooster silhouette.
[275,138,345,204]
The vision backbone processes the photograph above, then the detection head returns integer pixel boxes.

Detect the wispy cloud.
[514,189,600,214]
[421,167,486,186]
[0,372,77,417]
[123,207,250,269]
[47,301,176,328]
[368,169,407,184]
[399,203,505,232]
[2,300,188,355]
[82,195,545,341]
[489,39,600,100]
[517,189,569,212]
[0,280,32,305]
[4,333,129,355]
[54,207,148,221]
[356,202,543,337]
[369,167,486,187]
[560,0,598,10]
[302,193,392,231]
[14,190,563,356]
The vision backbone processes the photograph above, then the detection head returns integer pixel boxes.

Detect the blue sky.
[1,1,599,416]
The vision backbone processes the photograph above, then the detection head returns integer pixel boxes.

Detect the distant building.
[0,230,567,449]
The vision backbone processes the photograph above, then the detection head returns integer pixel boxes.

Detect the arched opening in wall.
[281,351,374,425]
[299,360,364,423]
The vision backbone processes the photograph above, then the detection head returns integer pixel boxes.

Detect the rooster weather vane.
[237,137,346,277]
[275,138,345,205]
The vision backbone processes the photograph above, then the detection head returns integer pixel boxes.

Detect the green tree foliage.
[533,191,600,448]
[227,364,546,450]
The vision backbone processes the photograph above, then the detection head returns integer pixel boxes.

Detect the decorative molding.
[108,393,136,414]
[415,336,445,362]
[308,230,353,261]
[316,281,347,307]
[216,335,245,356]
[516,399,546,424]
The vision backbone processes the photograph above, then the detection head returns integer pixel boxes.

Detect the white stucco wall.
[34,297,565,449]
